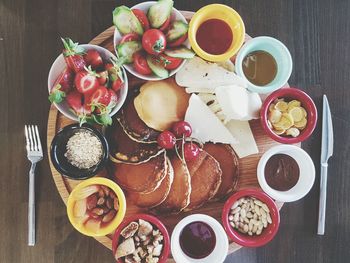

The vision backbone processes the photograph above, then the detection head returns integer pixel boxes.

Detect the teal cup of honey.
[235,36,293,94]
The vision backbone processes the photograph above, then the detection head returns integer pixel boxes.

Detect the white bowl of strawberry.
[113,0,195,80]
[48,38,128,126]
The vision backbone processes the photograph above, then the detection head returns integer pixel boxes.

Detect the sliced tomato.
[159,54,183,70]
[168,33,188,47]
[132,9,150,31]
[120,33,140,44]
[133,52,152,75]
[159,17,171,32]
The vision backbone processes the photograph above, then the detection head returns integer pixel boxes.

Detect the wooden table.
[1,0,349,262]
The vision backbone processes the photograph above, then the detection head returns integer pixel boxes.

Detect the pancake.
[111,151,167,194]
[155,153,191,214]
[117,88,160,143]
[184,149,222,211]
[203,143,239,200]
[127,158,174,208]
[106,119,164,164]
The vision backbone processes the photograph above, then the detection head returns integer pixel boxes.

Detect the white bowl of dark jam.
[171,214,228,263]
[257,145,315,202]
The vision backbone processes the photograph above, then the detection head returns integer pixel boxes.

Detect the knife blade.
[317,95,334,235]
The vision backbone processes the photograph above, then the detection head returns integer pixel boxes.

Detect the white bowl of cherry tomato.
[113,0,195,80]
[48,38,128,126]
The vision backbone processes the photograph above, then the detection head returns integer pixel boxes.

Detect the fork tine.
[31,125,38,151]
[27,125,34,151]
[24,125,30,152]
[35,126,42,153]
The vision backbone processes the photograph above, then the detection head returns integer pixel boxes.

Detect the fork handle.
[317,163,328,235]
[28,163,36,246]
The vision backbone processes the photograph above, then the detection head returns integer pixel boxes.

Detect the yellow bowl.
[189,4,245,62]
[67,177,126,237]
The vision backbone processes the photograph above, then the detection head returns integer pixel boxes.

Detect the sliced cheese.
[240,92,262,121]
[185,94,238,145]
[176,56,247,93]
[215,85,249,121]
[225,120,259,158]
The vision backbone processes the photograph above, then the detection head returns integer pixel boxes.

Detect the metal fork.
[24,125,43,246]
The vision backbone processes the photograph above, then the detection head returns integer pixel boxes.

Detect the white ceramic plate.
[113,1,190,81]
[47,44,128,121]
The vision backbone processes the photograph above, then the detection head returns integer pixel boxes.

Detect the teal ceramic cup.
[235,36,293,94]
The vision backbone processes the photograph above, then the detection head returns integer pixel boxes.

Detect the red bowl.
[112,214,170,263]
[260,87,317,144]
[222,189,280,247]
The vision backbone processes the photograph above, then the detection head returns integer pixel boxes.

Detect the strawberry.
[61,37,86,73]
[84,49,103,69]
[105,58,125,92]
[74,66,100,95]
[66,90,91,125]
[89,86,111,110]
[108,89,118,108]
[97,70,108,85]
[48,67,74,103]
[111,78,123,92]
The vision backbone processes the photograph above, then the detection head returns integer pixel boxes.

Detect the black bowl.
[50,123,109,180]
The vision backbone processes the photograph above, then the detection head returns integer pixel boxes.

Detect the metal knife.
[317,95,334,235]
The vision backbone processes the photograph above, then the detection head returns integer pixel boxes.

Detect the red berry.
[184,143,199,161]
[172,121,192,138]
[157,131,176,149]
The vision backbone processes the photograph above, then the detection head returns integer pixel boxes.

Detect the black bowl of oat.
[50,123,109,180]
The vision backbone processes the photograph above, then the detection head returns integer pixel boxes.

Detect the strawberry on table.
[74,65,100,95]
[83,49,104,70]
[48,67,74,103]
[61,37,86,73]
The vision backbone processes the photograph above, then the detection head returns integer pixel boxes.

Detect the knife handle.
[317,163,328,235]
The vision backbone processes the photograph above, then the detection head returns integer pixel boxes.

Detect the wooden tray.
[47,11,293,261]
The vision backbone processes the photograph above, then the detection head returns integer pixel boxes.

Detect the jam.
[196,19,233,55]
[179,221,216,259]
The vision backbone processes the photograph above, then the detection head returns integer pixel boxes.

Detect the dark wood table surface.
[1,0,349,262]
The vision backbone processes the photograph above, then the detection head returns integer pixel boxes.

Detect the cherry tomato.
[184,143,200,161]
[159,17,171,32]
[142,29,167,55]
[157,131,176,149]
[132,9,150,31]
[159,54,183,70]
[172,121,192,138]
[120,33,140,44]
[133,52,152,75]
[168,33,188,47]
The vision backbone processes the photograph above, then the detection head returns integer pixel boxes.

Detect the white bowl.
[171,214,228,263]
[257,145,315,202]
[47,44,128,121]
[113,1,190,81]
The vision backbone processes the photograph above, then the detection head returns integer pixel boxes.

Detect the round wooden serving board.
[47,11,296,262]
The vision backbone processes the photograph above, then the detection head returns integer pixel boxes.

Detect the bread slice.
[203,143,239,200]
[127,158,174,208]
[184,149,222,211]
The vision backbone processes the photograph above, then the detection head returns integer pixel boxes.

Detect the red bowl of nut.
[260,87,317,144]
[112,214,170,263]
[222,189,280,247]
